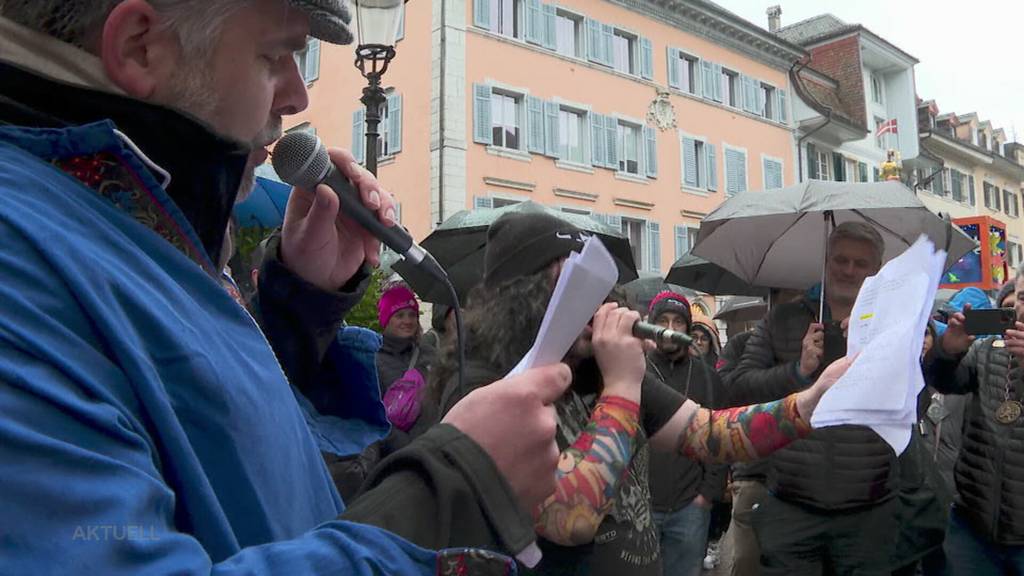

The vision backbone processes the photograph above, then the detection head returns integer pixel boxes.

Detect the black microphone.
[632,321,694,347]
[271,132,446,279]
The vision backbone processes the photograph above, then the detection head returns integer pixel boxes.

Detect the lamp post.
[353,0,406,176]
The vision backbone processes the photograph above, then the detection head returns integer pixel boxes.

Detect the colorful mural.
[942,216,1008,290]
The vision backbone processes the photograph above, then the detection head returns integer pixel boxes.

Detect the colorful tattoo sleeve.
[680,393,811,464]
[534,395,641,546]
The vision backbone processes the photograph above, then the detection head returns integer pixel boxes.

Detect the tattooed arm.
[650,356,853,461]
[534,395,641,546]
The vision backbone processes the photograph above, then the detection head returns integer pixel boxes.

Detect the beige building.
[275,0,809,279]
[915,100,1024,268]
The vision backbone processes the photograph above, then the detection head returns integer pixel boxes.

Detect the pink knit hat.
[378,285,419,329]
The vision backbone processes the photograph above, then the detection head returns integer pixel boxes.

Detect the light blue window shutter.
[474,196,494,210]
[644,126,657,178]
[473,0,490,29]
[777,89,788,123]
[755,83,766,117]
[351,108,365,164]
[737,151,747,193]
[601,24,614,66]
[647,221,661,272]
[667,47,680,89]
[605,116,618,170]
[527,96,545,154]
[586,18,602,63]
[605,214,623,229]
[387,92,403,154]
[682,137,697,187]
[706,143,718,191]
[544,100,560,158]
[701,60,715,99]
[542,4,557,50]
[525,0,542,45]
[396,6,405,41]
[473,83,493,144]
[712,63,723,102]
[674,225,687,260]
[640,37,654,80]
[306,39,321,82]
[742,76,755,113]
[590,112,606,167]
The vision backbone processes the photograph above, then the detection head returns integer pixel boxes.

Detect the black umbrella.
[665,252,770,297]
[714,296,767,323]
[621,273,699,314]
[392,201,638,305]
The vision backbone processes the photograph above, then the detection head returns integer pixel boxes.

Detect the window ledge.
[486,146,532,162]
[378,155,397,168]
[615,171,649,185]
[681,186,711,197]
[556,160,595,174]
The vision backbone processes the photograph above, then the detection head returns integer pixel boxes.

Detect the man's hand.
[798,323,825,378]
[1005,321,1024,361]
[693,494,712,510]
[442,364,572,514]
[280,148,397,291]
[796,354,856,420]
[941,303,975,356]
[592,303,645,403]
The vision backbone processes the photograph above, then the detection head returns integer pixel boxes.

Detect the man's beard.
[162,59,281,203]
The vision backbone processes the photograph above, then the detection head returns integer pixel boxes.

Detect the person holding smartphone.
[928,270,1024,574]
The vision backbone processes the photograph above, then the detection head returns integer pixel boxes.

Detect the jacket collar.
[0,40,249,268]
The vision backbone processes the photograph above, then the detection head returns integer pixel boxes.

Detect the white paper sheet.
[810,235,946,455]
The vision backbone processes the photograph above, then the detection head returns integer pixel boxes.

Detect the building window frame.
[490,89,525,151]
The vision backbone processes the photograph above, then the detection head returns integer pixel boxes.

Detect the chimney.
[767,5,782,33]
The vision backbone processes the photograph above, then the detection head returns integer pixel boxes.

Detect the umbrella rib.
[852,209,913,247]
[749,212,809,282]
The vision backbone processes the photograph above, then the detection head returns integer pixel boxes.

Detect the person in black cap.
[429,211,853,576]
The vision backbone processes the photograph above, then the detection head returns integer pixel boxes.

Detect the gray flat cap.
[290,0,353,45]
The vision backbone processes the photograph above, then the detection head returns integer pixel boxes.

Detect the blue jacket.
[0,119,436,573]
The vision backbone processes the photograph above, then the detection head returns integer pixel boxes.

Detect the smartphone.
[821,321,846,367]
[964,308,1016,336]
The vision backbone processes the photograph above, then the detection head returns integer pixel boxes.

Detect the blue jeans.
[944,507,1024,575]
[653,499,711,576]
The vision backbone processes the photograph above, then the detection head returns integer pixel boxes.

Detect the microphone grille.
[271,131,330,189]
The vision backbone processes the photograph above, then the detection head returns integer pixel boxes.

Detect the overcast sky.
[713,0,1023,142]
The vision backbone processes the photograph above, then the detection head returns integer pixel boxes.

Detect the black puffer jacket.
[930,337,1024,545]
[727,298,898,510]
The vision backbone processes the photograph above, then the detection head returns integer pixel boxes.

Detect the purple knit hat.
[378,285,419,329]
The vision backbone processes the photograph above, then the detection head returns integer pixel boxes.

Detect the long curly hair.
[427,268,557,407]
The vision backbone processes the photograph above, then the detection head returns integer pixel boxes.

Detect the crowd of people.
[1,1,1022,575]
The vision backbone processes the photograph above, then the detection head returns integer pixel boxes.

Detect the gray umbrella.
[621,272,699,314]
[392,201,638,305]
[665,252,771,297]
[692,180,977,291]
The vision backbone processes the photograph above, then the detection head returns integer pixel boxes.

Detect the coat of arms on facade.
[646,88,677,131]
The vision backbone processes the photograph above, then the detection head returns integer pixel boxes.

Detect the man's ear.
[99,0,181,98]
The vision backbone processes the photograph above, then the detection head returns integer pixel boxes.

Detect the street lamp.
[353,0,407,176]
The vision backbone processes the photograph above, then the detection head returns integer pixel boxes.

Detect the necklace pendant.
[996,400,1023,425]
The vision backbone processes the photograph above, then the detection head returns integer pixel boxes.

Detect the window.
[871,73,884,104]
[1005,189,1020,218]
[984,182,1001,211]
[1010,241,1021,268]
[555,11,582,57]
[760,84,775,119]
[725,147,747,195]
[856,161,869,183]
[721,69,738,108]
[377,90,403,158]
[617,122,641,175]
[622,218,645,269]
[295,37,321,84]
[491,91,521,150]
[816,150,832,181]
[558,108,585,163]
[611,31,637,75]
[680,54,700,94]
[490,0,522,39]
[681,136,716,192]
[763,158,783,190]
[951,169,964,203]
[674,225,701,260]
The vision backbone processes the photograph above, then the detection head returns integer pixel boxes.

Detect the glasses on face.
[691,333,710,343]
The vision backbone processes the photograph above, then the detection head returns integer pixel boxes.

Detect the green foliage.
[346,267,387,332]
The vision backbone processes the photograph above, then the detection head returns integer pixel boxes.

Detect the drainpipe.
[436,0,447,227]
[790,59,834,182]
